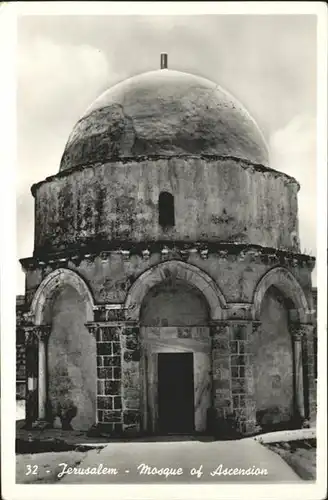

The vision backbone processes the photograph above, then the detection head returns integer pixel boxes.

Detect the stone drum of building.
[18,55,316,436]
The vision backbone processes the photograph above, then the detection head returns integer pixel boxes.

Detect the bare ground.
[264,439,316,480]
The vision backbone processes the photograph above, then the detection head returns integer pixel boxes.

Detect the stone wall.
[212,322,256,436]
[121,326,141,434]
[16,343,26,399]
[33,157,300,255]
[89,324,141,435]
[94,325,123,433]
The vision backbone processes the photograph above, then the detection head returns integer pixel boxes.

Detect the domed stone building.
[19,55,316,437]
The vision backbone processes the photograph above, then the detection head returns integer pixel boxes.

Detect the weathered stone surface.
[141,281,209,327]
[33,155,300,255]
[123,410,140,425]
[97,367,113,379]
[104,380,121,395]
[125,336,139,350]
[47,286,97,430]
[231,378,247,393]
[212,338,230,353]
[111,342,120,355]
[124,397,139,410]
[229,341,238,354]
[250,287,294,428]
[231,355,246,366]
[22,246,314,308]
[97,343,112,356]
[213,367,230,381]
[60,69,269,171]
[97,380,105,395]
[231,325,248,341]
[214,379,230,390]
[101,327,120,342]
[16,344,25,380]
[112,367,121,380]
[97,396,113,410]
[103,355,121,367]
[103,410,122,423]
[113,396,122,410]
[212,355,230,370]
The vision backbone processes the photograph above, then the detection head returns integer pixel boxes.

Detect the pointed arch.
[30,268,95,324]
[124,260,227,321]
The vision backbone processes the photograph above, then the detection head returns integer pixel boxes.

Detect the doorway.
[157,352,194,434]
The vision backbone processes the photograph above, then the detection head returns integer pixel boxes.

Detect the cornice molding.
[20,242,315,272]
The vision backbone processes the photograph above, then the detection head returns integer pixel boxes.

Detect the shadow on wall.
[207,408,242,440]
[47,365,78,430]
[256,407,304,434]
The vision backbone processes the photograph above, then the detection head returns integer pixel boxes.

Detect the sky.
[16,14,318,293]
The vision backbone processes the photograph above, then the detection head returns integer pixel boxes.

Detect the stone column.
[24,325,51,428]
[291,326,305,421]
[291,323,316,423]
[35,326,51,422]
[24,328,38,427]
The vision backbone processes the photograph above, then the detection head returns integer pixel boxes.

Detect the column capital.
[22,311,35,326]
[210,321,230,336]
[34,325,52,341]
[85,322,99,340]
[24,325,51,343]
[252,321,261,335]
[290,323,314,341]
[25,328,37,345]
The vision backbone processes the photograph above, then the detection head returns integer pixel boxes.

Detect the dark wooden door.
[157,352,194,434]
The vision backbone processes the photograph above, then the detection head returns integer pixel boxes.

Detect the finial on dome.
[160,53,168,69]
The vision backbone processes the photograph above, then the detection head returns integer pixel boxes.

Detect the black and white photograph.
[0,2,327,499]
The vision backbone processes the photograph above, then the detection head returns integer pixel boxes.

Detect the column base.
[291,412,308,430]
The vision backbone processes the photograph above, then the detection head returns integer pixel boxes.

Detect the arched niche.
[31,268,94,325]
[252,266,310,323]
[251,285,295,431]
[30,269,96,430]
